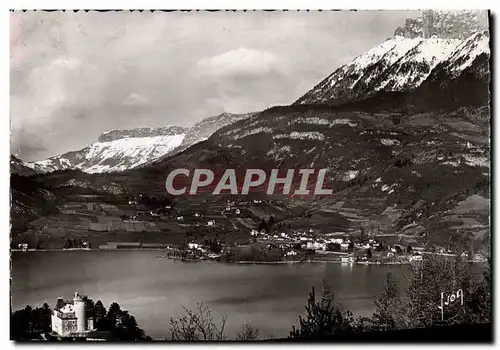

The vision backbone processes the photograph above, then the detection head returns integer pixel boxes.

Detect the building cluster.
[248,228,432,263]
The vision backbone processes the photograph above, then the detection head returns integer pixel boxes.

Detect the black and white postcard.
[9,9,492,342]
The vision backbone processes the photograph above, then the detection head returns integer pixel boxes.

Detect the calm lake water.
[11,251,409,339]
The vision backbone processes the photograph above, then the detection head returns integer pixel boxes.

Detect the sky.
[10,10,419,161]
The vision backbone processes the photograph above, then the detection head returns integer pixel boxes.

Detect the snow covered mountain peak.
[295,31,488,105]
[22,112,256,174]
[27,130,186,174]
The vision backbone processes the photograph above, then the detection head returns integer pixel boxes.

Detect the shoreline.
[11,249,411,266]
[13,249,479,266]
[227,260,410,265]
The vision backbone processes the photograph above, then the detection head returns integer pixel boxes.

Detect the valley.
[10,19,491,260]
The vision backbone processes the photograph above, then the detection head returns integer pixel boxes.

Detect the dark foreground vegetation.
[166,255,491,341]
[11,255,491,342]
[11,297,151,341]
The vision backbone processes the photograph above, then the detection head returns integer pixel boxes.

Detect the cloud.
[197,48,281,77]
[122,93,151,106]
[10,11,422,161]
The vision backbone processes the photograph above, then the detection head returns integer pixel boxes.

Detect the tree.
[257,218,267,232]
[407,245,413,254]
[11,304,53,340]
[268,216,275,228]
[366,248,373,259]
[405,254,490,328]
[290,280,355,339]
[236,323,260,340]
[372,273,405,331]
[94,300,108,330]
[113,310,149,341]
[106,302,122,330]
[169,302,227,340]
[376,242,385,252]
[461,259,491,324]
[327,243,341,252]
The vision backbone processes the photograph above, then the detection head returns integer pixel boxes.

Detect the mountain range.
[18,112,255,174]
[10,14,491,254]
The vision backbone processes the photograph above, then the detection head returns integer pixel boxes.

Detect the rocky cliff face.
[98,126,188,142]
[394,10,489,40]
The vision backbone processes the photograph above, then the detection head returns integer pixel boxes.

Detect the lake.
[10,251,410,339]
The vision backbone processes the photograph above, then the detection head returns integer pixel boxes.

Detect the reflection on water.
[11,251,409,339]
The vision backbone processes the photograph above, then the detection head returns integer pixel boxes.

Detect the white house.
[340,243,350,251]
[286,250,298,257]
[306,241,326,251]
[176,216,184,221]
[207,219,216,226]
[235,209,241,215]
[251,229,259,236]
[51,292,95,338]
[18,243,28,251]
[188,243,201,250]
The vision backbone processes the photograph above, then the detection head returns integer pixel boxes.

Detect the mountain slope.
[174,112,257,154]
[295,31,490,110]
[10,155,38,177]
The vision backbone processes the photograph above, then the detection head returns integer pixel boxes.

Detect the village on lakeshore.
[13,195,488,266]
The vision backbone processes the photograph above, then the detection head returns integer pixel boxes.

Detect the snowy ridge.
[79,134,185,173]
[296,31,489,105]
[28,133,185,174]
[24,112,256,174]
[378,37,460,90]
[443,31,490,77]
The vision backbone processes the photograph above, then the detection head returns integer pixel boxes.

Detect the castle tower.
[73,292,86,333]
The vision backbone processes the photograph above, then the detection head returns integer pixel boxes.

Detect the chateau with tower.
[51,292,95,338]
